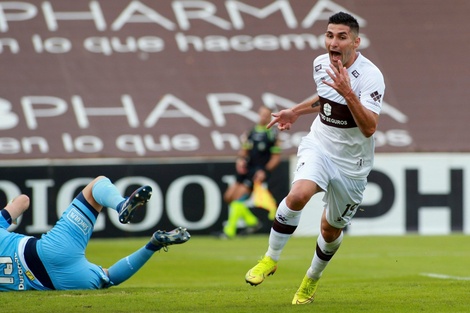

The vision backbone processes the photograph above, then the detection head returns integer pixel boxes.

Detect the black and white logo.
[370,91,383,102]
[323,103,332,116]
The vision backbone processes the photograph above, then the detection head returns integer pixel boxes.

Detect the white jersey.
[305,52,385,178]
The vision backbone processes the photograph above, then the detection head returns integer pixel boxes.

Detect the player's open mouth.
[330,51,342,62]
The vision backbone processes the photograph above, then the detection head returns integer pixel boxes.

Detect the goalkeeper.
[218,105,281,239]
[0,176,190,291]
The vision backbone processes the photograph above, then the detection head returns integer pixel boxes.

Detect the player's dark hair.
[328,12,359,36]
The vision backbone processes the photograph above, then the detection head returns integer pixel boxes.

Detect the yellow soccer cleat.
[292,275,320,304]
[245,256,278,286]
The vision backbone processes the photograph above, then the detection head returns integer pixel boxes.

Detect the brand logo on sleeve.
[67,208,92,235]
[370,91,382,102]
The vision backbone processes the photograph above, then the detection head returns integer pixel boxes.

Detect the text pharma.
[1,93,407,131]
[0,0,366,32]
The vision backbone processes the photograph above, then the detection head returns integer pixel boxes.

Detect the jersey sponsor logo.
[315,64,322,72]
[323,103,332,116]
[25,270,35,281]
[256,142,267,151]
[14,253,25,290]
[67,208,92,235]
[320,114,349,126]
[319,97,357,128]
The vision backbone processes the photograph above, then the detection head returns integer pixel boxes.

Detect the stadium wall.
[1,153,469,237]
[297,154,470,236]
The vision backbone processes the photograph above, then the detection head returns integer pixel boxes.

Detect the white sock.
[265,198,302,261]
[307,232,343,280]
[266,229,290,261]
[276,198,302,226]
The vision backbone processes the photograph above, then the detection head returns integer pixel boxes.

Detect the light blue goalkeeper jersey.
[0,226,43,291]
[1,195,110,291]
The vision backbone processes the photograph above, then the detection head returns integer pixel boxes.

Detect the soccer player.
[217,105,281,238]
[245,12,385,304]
[0,176,190,291]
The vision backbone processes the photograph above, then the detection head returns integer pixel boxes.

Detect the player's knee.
[285,192,309,210]
[223,190,232,203]
[94,175,108,184]
[320,225,342,243]
[15,194,30,211]
[102,268,109,277]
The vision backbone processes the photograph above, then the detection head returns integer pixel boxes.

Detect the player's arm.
[235,133,250,174]
[3,195,30,222]
[235,150,249,174]
[254,152,280,183]
[343,91,379,138]
[265,136,282,173]
[254,138,281,183]
[292,94,322,115]
[267,95,321,131]
[265,150,281,173]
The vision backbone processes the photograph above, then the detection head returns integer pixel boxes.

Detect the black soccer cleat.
[118,185,152,224]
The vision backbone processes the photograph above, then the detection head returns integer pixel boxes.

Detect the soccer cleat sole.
[151,227,191,247]
[119,186,152,224]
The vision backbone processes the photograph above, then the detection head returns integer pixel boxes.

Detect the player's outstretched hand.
[267,109,298,131]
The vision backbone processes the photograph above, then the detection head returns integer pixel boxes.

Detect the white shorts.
[293,142,367,229]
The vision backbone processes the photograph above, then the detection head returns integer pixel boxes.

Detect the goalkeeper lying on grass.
[0,176,190,291]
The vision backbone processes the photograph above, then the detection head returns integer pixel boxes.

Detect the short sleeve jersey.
[243,125,280,169]
[306,52,385,178]
[0,228,38,291]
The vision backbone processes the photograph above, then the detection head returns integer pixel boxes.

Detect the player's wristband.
[6,199,18,225]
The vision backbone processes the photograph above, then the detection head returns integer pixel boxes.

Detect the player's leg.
[245,145,329,286]
[308,175,366,279]
[223,180,250,204]
[292,174,366,304]
[223,199,259,238]
[292,211,342,304]
[37,176,152,289]
[237,202,260,232]
[219,180,253,238]
[245,179,319,285]
[106,227,190,286]
[88,176,152,223]
[223,200,245,238]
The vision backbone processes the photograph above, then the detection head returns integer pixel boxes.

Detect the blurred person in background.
[215,105,281,239]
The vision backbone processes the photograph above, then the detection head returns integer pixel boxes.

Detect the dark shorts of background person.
[236,166,271,190]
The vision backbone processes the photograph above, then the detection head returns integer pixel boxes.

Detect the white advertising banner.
[295,153,469,236]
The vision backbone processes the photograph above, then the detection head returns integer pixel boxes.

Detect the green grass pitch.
[2,234,469,313]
